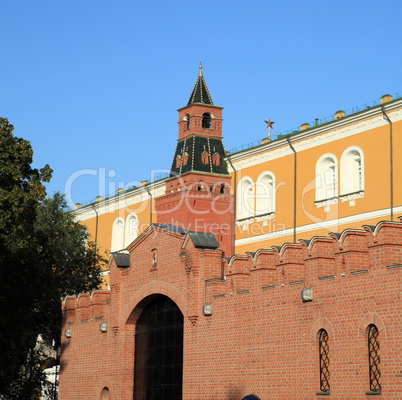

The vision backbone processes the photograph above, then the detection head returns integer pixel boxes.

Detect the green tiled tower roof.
[187,65,214,105]
[170,136,229,177]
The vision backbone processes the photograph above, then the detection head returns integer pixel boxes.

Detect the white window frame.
[111,217,125,252]
[237,176,255,219]
[255,171,275,215]
[340,146,364,195]
[124,213,139,248]
[315,154,339,202]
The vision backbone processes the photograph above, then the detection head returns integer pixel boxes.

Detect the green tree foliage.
[0,118,104,398]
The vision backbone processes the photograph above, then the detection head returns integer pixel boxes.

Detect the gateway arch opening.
[134,295,183,400]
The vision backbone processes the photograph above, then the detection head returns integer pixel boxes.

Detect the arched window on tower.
[111,217,124,252]
[255,172,275,215]
[237,177,254,219]
[184,114,190,130]
[202,112,211,129]
[315,154,338,202]
[340,147,364,195]
[182,152,189,165]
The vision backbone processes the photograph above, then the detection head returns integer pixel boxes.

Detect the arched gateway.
[134,295,184,400]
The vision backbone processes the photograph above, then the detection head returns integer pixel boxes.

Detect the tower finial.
[187,61,213,105]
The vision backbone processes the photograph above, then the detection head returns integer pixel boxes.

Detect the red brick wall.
[60,221,402,399]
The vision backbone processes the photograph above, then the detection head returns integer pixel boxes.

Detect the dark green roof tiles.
[187,66,214,105]
[170,136,229,176]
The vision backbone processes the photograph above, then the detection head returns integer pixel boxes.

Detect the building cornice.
[72,178,167,220]
[226,98,402,171]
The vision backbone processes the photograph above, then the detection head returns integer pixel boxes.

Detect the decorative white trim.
[236,213,275,232]
[73,180,166,221]
[339,191,364,207]
[315,197,338,212]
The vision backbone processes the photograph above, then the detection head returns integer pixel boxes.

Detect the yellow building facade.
[73,82,402,287]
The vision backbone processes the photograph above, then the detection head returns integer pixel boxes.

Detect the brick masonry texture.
[60,221,402,399]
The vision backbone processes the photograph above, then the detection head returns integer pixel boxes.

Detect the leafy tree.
[34,192,104,341]
[0,118,104,399]
[0,117,52,394]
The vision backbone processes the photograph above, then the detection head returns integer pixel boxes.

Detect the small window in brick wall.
[150,249,158,269]
[201,151,209,164]
[212,152,220,166]
[367,324,381,395]
[101,388,110,400]
[317,329,330,395]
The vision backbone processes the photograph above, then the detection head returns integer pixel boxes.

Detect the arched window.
[315,154,338,201]
[192,180,205,192]
[100,387,110,400]
[202,112,211,129]
[111,217,124,252]
[150,249,157,269]
[340,147,364,195]
[124,213,138,247]
[237,177,254,219]
[134,296,183,400]
[255,172,275,215]
[367,324,381,394]
[318,329,330,395]
[184,114,190,130]
[182,152,189,165]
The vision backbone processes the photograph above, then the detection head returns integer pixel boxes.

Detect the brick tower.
[155,66,234,256]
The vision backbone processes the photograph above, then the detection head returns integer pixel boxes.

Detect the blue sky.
[2,0,402,206]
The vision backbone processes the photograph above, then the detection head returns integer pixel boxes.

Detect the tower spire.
[187,64,213,106]
[155,66,234,256]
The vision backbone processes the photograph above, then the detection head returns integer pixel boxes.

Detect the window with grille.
[255,172,275,215]
[237,177,254,219]
[367,324,381,394]
[340,147,364,195]
[318,329,330,395]
[315,154,338,202]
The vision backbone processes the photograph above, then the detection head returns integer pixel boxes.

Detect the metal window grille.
[368,324,381,393]
[331,166,336,198]
[318,329,330,393]
[357,158,362,191]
